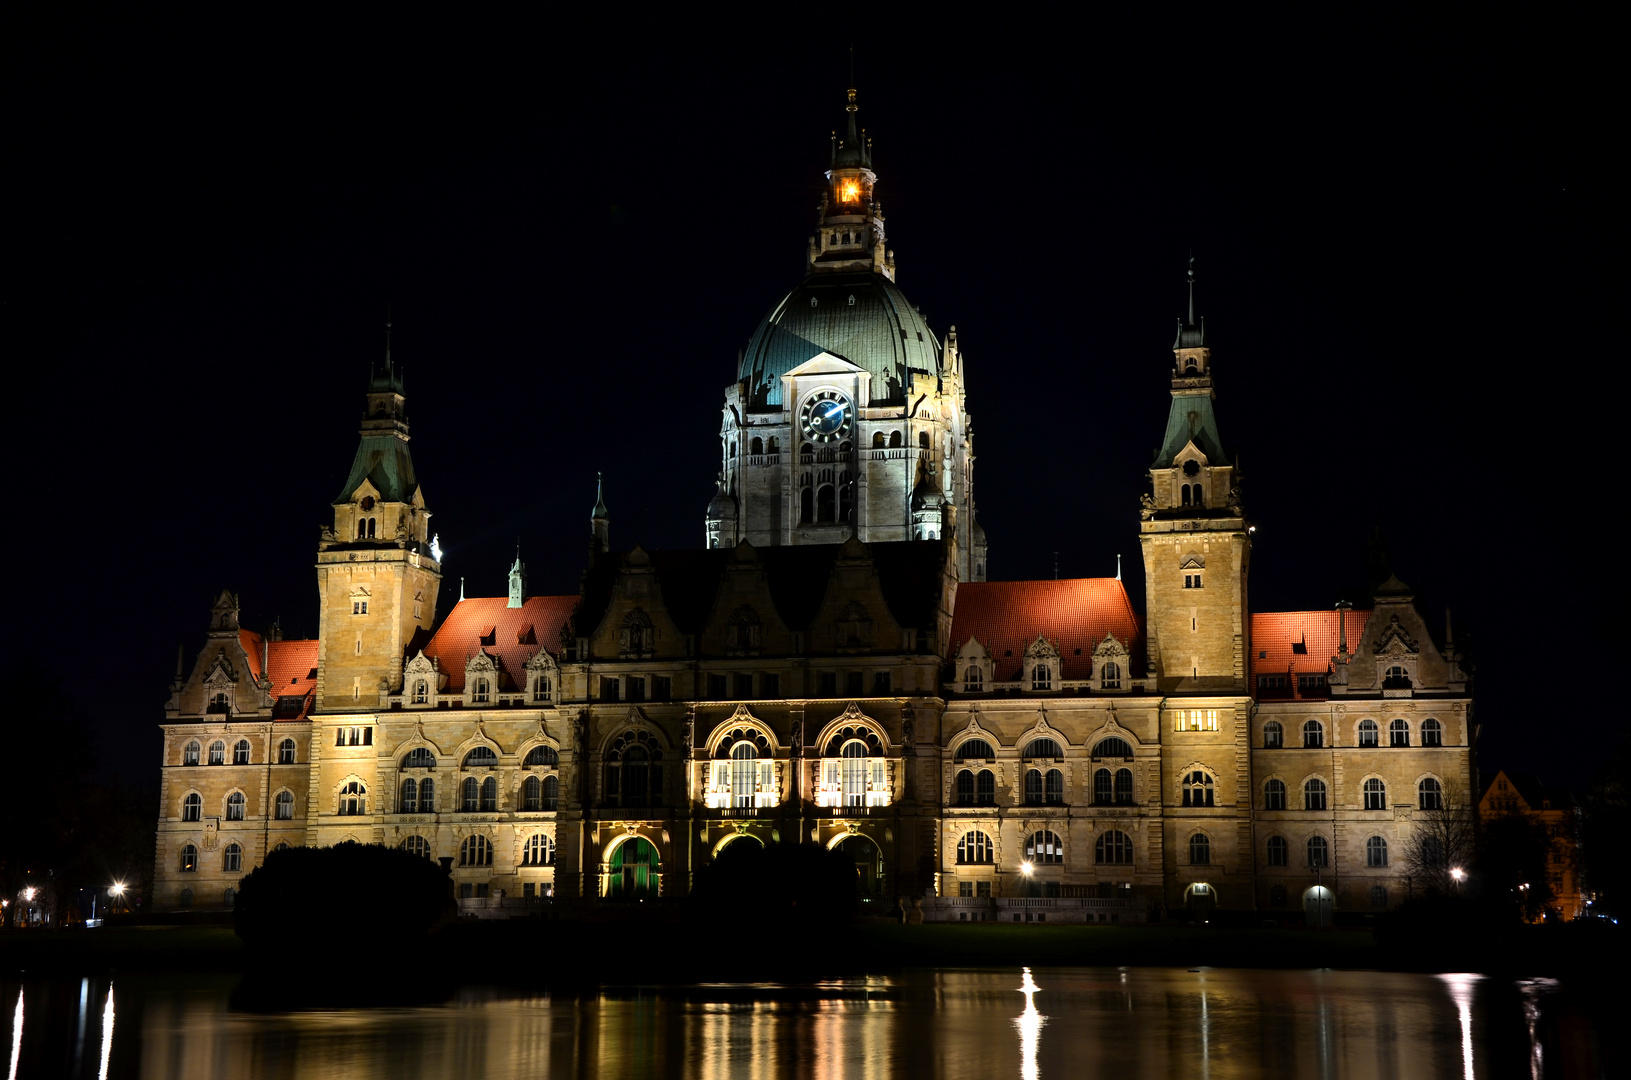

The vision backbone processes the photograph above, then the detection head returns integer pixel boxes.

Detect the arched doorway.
[1184,882,1217,922]
[607,837,660,900]
[1303,885,1334,928]
[837,834,883,902]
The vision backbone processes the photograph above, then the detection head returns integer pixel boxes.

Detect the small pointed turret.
[809,87,892,280]
[590,473,610,554]
[507,543,527,609]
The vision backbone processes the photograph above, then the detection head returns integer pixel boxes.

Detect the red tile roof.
[423,595,578,691]
[237,632,319,720]
[950,578,1144,680]
[1249,610,1372,681]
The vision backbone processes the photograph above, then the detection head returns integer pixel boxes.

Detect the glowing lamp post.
[1450,867,1466,895]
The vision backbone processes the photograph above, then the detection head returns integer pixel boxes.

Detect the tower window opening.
[817,485,836,523]
[1182,484,1191,506]
[750,436,763,455]
[872,432,885,448]
[848,294,856,306]
[889,430,902,448]
[918,431,930,450]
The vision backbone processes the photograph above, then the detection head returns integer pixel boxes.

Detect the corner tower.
[707,89,987,581]
[314,323,443,710]
[1138,261,1250,692]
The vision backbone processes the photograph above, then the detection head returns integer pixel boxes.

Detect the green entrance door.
[608,837,660,900]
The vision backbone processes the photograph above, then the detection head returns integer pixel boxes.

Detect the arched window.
[415,779,435,813]
[1302,720,1324,749]
[367,518,376,539]
[338,780,366,816]
[178,888,194,907]
[357,519,367,539]
[957,831,994,864]
[180,844,198,873]
[403,747,436,769]
[800,487,814,524]
[233,740,251,765]
[1094,768,1113,805]
[1031,664,1052,691]
[840,740,868,807]
[1023,769,1043,805]
[1383,665,1411,689]
[413,680,429,704]
[459,835,491,867]
[1307,836,1329,868]
[1421,719,1443,747]
[223,843,242,873]
[918,431,930,450]
[1370,885,1389,908]
[542,775,559,810]
[1181,484,1192,506]
[472,678,491,704]
[1182,770,1215,808]
[1363,777,1387,810]
[1304,778,1327,811]
[1101,662,1122,689]
[872,432,885,448]
[1264,779,1286,810]
[208,740,226,765]
[1095,830,1133,865]
[275,790,294,820]
[523,834,555,866]
[399,835,431,859]
[817,485,836,522]
[278,739,296,765]
[730,742,758,808]
[1026,830,1062,864]
[1188,833,1210,865]
[225,791,245,821]
[181,792,202,821]
[1093,737,1133,759]
[1358,719,1379,747]
[1266,835,1289,866]
[606,729,664,808]
[183,740,201,766]
[524,745,558,768]
[1262,722,1283,749]
[272,842,289,854]
[976,769,994,806]
[1366,836,1389,867]
[523,775,542,811]
[750,436,763,455]
[480,776,498,812]
[1044,769,1064,804]
[1024,738,1061,760]
[1115,768,1133,804]
[955,769,975,806]
[463,746,498,768]
[955,739,994,762]
[1389,719,1410,747]
[1418,778,1443,810]
[401,778,418,812]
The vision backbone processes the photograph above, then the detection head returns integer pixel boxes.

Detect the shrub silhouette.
[234,842,453,949]
[689,841,858,929]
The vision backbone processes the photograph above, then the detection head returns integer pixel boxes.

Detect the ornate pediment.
[1373,615,1420,658]
[958,636,990,660]
[465,649,500,675]
[1023,634,1060,662]
[202,654,238,687]
[523,648,557,674]
[405,650,440,676]
[1092,633,1129,662]
[1179,554,1206,570]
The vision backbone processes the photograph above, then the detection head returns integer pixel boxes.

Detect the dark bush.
[233,842,453,949]
[689,842,858,929]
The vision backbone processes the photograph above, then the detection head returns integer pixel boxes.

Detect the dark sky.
[6,8,1619,792]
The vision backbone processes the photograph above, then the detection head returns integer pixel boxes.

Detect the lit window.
[1026,830,1063,864]
[1262,722,1283,749]
[522,834,555,866]
[957,831,994,864]
[403,747,436,769]
[459,835,492,867]
[179,845,198,873]
[225,791,245,821]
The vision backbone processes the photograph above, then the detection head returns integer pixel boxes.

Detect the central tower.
[705,89,986,581]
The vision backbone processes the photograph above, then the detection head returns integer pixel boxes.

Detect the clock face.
[800,391,852,443]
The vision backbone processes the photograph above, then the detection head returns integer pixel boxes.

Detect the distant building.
[1479,771,1584,920]
[153,90,1475,923]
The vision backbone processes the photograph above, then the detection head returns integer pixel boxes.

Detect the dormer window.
[1101,662,1122,689]
[1383,665,1412,689]
[533,674,552,702]
[472,678,490,704]
[413,679,429,704]
[1031,664,1052,691]
[963,667,983,692]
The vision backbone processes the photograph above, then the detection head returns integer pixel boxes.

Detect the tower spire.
[1187,252,1195,326]
[590,473,610,554]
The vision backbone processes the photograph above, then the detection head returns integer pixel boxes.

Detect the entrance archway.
[1302,885,1334,928]
[837,834,883,902]
[1184,882,1216,922]
[607,837,660,900]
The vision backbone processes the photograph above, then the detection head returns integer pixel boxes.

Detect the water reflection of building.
[150,89,1474,925]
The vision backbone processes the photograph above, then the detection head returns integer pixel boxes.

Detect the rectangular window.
[845,671,864,696]
[734,673,754,699]
[651,676,672,701]
[958,880,973,898]
[976,880,992,898]
[760,673,779,699]
[1183,574,1202,589]
[626,677,646,702]
[600,677,620,703]
[523,882,535,899]
[818,672,838,696]
[533,677,551,702]
[707,673,728,698]
[872,671,892,694]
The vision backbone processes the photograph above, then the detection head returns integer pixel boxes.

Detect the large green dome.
[738,271,942,409]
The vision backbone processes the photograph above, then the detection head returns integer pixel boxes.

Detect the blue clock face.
[800,391,851,443]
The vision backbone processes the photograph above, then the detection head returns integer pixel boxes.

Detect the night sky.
[7,9,1618,793]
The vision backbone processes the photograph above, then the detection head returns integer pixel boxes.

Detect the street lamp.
[1450,867,1466,895]
[23,887,35,902]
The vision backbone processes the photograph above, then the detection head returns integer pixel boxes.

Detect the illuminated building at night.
[153,91,1475,923]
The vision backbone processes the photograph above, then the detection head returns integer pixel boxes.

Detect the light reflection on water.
[0,967,1605,1079]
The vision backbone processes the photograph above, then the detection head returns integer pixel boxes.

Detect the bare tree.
[1402,783,1476,895]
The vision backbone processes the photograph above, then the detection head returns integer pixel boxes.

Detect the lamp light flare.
[1020,861,1034,876]
[110,882,125,897]
[839,178,861,203]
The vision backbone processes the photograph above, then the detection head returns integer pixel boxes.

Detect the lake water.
[2,967,1614,1079]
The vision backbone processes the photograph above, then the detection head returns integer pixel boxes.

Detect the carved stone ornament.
[1373,615,1420,657]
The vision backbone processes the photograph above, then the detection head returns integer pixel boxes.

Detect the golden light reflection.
[1440,973,1480,1080]
[839,179,861,203]
[1014,968,1045,1080]
[97,984,114,1080]
[7,987,21,1080]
